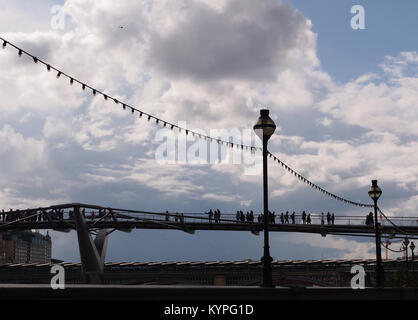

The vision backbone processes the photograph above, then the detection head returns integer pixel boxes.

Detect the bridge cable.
[377,207,414,236]
[267,151,373,208]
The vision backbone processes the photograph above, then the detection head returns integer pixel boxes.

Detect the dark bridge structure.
[1,203,418,284]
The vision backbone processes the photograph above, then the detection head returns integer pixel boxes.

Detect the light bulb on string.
[103,94,107,100]
[18,49,22,56]
[92,89,96,96]
[2,41,6,48]
[82,84,86,90]
[113,99,118,104]
[131,108,135,114]
[33,57,38,64]
[122,104,126,110]
[70,78,74,85]
[56,71,61,79]
[46,65,51,72]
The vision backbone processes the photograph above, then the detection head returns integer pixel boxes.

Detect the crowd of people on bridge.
[150,209,340,226]
[0,207,112,223]
[6,206,386,228]
[234,210,336,225]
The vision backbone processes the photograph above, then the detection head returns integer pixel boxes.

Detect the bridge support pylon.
[74,206,109,284]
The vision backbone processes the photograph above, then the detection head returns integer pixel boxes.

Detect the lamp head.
[253,109,276,141]
[368,180,382,201]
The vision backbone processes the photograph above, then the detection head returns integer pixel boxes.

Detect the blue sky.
[290,0,418,82]
[0,0,417,263]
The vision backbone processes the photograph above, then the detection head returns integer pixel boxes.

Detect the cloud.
[320,52,418,137]
[286,233,376,260]
[0,125,47,173]
[148,0,315,81]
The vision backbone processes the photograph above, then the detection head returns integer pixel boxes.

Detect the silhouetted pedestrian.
[214,209,220,223]
[240,211,245,222]
[367,212,374,226]
[249,210,254,223]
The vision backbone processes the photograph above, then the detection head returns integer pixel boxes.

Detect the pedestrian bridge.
[1,203,417,284]
[1,203,417,238]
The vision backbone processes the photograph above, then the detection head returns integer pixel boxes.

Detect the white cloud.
[320,53,418,136]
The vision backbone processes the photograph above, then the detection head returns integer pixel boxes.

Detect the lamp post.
[254,109,276,287]
[404,238,410,278]
[368,180,384,287]
[410,241,415,273]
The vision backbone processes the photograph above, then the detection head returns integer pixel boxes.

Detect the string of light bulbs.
[0,36,375,209]
[267,151,373,208]
[1,37,262,153]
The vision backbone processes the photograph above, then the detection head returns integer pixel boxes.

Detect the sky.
[0,0,418,263]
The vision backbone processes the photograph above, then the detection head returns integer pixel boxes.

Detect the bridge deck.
[2,220,418,237]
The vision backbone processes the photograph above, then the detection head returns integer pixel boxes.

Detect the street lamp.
[404,237,410,277]
[368,180,385,287]
[254,109,276,287]
[410,241,415,273]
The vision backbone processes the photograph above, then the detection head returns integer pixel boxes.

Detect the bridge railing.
[1,206,418,228]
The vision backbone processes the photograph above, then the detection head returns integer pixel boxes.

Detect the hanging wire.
[267,151,373,208]
[0,36,261,152]
[377,207,413,236]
